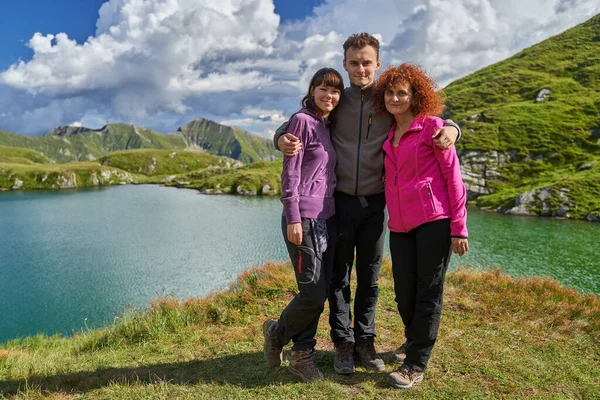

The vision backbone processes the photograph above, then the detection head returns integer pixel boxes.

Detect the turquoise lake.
[0,185,598,343]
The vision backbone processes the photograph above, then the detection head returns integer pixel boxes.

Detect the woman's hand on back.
[451,237,468,256]
[287,223,303,245]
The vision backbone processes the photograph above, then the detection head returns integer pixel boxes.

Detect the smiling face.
[384,81,413,117]
[343,45,381,89]
[310,84,341,118]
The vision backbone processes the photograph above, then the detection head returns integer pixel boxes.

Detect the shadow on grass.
[0,350,393,396]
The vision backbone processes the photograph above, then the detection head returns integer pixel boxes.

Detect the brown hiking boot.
[388,363,424,389]
[262,319,283,366]
[289,349,323,382]
[391,342,408,362]
[354,342,385,371]
[333,342,355,374]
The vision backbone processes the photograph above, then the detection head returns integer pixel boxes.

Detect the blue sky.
[0,0,324,69]
[0,0,598,136]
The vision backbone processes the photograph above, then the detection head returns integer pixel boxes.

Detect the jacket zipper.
[365,113,373,140]
[298,251,302,274]
[355,92,365,195]
[427,183,437,213]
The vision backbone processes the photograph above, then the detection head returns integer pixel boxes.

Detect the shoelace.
[398,364,418,379]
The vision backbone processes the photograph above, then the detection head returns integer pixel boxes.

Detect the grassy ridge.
[445,14,600,216]
[98,149,235,177]
[0,119,280,165]
[0,125,186,163]
[0,260,598,399]
[0,146,50,165]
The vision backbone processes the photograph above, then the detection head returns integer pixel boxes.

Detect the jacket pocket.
[295,245,317,284]
[426,182,438,213]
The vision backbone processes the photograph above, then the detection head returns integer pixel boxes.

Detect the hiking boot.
[289,349,323,382]
[388,363,424,389]
[333,342,355,374]
[354,342,385,371]
[262,319,283,366]
[391,342,408,362]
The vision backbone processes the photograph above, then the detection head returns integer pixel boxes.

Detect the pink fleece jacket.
[382,116,468,237]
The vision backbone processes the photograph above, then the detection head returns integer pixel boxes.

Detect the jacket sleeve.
[273,119,290,150]
[431,119,468,237]
[443,119,462,141]
[280,116,307,224]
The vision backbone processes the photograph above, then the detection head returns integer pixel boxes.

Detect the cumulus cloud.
[1,0,599,135]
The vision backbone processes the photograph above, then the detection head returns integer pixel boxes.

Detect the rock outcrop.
[504,187,573,217]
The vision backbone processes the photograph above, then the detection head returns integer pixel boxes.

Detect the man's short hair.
[343,33,380,60]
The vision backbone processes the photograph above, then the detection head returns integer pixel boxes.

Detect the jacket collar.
[349,82,375,96]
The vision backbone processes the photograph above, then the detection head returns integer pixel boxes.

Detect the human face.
[343,46,381,89]
[311,84,341,118]
[384,81,413,117]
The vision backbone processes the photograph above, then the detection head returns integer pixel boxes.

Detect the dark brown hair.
[343,33,380,59]
[301,68,345,124]
[373,63,444,116]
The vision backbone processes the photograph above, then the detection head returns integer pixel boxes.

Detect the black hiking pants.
[269,216,336,351]
[328,192,387,345]
[390,218,453,371]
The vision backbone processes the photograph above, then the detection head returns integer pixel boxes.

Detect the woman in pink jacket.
[373,64,468,389]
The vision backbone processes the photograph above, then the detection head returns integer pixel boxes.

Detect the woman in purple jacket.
[373,64,469,389]
[262,68,344,382]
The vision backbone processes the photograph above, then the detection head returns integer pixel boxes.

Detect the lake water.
[0,185,598,343]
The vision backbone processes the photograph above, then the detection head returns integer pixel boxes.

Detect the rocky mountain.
[171,118,279,164]
[0,119,279,164]
[445,13,600,221]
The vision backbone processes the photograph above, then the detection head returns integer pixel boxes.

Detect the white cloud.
[1,0,599,135]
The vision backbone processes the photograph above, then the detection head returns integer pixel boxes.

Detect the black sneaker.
[262,319,283,366]
[388,363,424,389]
[289,349,323,382]
[354,342,385,371]
[333,342,355,374]
[391,342,409,362]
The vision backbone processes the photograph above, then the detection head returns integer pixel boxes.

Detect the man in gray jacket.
[274,33,460,374]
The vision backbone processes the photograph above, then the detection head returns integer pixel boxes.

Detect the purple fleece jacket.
[281,109,337,223]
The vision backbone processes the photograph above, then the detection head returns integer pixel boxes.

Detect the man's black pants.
[390,218,453,371]
[270,216,336,351]
[328,192,387,345]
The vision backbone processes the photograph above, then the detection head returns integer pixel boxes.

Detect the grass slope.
[98,149,235,178]
[0,260,598,399]
[445,14,600,216]
[0,146,51,165]
[0,125,186,163]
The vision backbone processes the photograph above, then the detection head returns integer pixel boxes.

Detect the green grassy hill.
[98,149,236,178]
[0,120,280,165]
[0,124,185,163]
[0,145,51,165]
[0,261,598,398]
[445,13,600,220]
[172,118,280,164]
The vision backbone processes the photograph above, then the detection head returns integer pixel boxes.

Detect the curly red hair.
[373,64,444,116]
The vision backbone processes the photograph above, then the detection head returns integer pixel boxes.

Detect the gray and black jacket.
[275,83,461,197]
